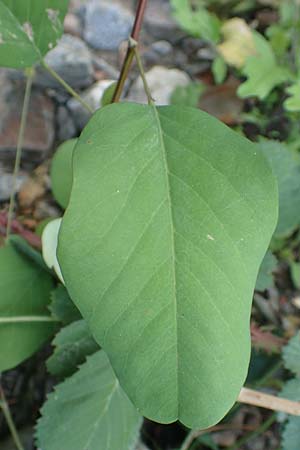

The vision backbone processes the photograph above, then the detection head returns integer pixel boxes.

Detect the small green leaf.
[171,0,220,43]
[36,351,142,450]
[260,140,300,238]
[49,284,81,325]
[256,251,277,291]
[284,81,300,112]
[212,56,227,84]
[290,262,300,289]
[0,242,54,371]
[51,139,77,209]
[282,333,300,376]
[47,319,99,377]
[238,33,290,100]
[58,103,277,428]
[0,0,69,68]
[101,82,117,107]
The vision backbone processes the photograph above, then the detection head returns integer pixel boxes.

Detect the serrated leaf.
[47,319,99,377]
[282,333,300,376]
[238,33,290,100]
[284,81,300,112]
[282,415,300,450]
[260,140,300,238]
[49,284,81,325]
[0,242,54,371]
[0,0,69,68]
[36,350,142,450]
[58,103,277,428]
[280,376,300,449]
[51,139,77,209]
[256,250,276,291]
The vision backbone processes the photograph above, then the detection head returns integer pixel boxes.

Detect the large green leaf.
[47,319,99,377]
[260,140,300,238]
[36,351,142,450]
[0,241,54,371]
[0,0,69,68]
[58,103,277,428]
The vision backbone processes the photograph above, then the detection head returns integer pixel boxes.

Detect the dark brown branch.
[111,0,148,103]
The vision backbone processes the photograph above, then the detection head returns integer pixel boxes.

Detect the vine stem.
[227,413,276,450]
[112,0,148,102]
[0,316,59,324]
[131,38,154,105]
[41,60,93,114]
[0,386,24,450]
[6,70,34,238]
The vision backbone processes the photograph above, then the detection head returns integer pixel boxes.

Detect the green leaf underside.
[37,351,142,450]
[260,140,300,238]
[0,243,54,371]
[51,139,77,209]
[47,319,99,377]
[58,103,278,428]
[0,0,68,68]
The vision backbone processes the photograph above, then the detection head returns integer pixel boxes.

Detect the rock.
[64,13,82,37]
[81,0,134,51]
[0,169,27,202]
[35,35,94,89]
[0,73,55,163]
[56,106,77,141]
[151,40,173,56]
[68,79,115,129]
[144,0,182,42]
[127,66,190,105]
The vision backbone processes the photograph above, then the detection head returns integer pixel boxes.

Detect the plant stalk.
[0,316,59,324]
[6,70,34,238]
[0,386,24,450]
[131,38,154,105]
[112,0,148,102]
[227,413,276,450]
[42,61,93,113]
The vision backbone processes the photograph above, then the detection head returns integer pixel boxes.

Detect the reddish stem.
[112,0,148,103]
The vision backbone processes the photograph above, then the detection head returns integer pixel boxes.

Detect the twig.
[6,70,34,238]
[112,0,148,102]
[227,413,276,450]
[238,387,300,415]
[180,424,257,450]
[42,60,93,113]
[131,38,154,105]
[0,386,24,450]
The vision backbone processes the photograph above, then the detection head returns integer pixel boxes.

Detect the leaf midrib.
[151,104,179,417]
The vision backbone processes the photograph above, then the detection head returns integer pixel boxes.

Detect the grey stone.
[68,79,115,129]
[82,0,134,51]
[0,72,55,163]
[35,35,94,89]
[0,169,27,201]
[144,0,183,42]
[56,106,77,141]
[127,66,190,105]
[151,40,173,56]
